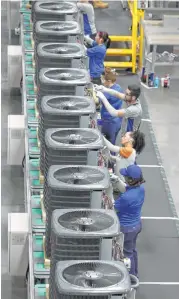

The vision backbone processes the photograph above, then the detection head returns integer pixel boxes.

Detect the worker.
[77,0,97,38]
[96,84,142,136]
[100,70,123,148]
[84,32,111,85]
[92,0,109,9]
[114,164,145,278]
[104,130,145,191]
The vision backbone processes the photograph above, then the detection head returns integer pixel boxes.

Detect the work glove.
[110,173,119,183]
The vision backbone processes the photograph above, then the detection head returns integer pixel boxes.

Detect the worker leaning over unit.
[77,0,97,38]
[104,130,145,191]
[114,164,145,278]
[84,32,111,85]
[100,70,123,148]
[96,84,142,137]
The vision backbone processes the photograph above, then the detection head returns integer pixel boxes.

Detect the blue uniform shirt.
[87,42,106,78]
[114,185,145,227]
[101,83,123,120]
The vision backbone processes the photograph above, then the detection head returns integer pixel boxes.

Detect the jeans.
[121,222,142,277]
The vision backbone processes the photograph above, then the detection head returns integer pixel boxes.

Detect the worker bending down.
[114,164,145,278]
[100,70,123,148]
[96,84,142,137]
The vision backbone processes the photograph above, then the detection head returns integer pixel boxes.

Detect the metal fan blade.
[64,271,84,283]
[41,4,64,10]
[54,173,74,181]
[84,173,103,184]
[51,135,70,143]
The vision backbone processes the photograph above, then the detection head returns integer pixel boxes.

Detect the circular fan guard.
[39,2,74,11]
[47,97,90,110]
[44,70,85,81]
[58,210,114,232]
[63,262,124,288]
[54,166,104,185]
[41,22,77,31]
[42,44,80,55]
[51,130,98,145]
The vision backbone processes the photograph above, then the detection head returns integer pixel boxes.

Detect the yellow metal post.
[139,10,145,70]
[131,1,138,73]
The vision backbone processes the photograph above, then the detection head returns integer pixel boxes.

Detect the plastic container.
[154,76,160,88]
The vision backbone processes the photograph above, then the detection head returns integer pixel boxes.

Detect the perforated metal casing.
[51,260,131,298]
[35,43,88,83]
[37,68,90,110]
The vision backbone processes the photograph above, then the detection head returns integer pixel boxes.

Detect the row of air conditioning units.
[21,1,139,299]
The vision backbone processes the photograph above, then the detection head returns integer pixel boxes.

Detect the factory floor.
[1,1,179,299]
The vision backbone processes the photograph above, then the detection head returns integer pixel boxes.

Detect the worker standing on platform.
[114,164,145,278]
[96,84,142,136]
[77,0,97,38]
[100,70,123,148]
[84,32,111,84]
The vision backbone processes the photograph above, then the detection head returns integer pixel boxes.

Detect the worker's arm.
[103,136,120,153]
[97,91,126,117]
[96,85,125,100]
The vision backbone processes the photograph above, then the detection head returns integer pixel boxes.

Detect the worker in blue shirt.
[84,32,111,85]
[100,70,123,148]
[114,164,145,278]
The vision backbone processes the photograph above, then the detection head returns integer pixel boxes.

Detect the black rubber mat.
[141,167,177,217]
[137,121,160,166]
[137,285,179,299]
[138,219,179,282]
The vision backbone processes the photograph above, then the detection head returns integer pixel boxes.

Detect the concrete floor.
[1,1,179,299]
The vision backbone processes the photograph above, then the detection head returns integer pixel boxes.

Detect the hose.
[129,274,140,289]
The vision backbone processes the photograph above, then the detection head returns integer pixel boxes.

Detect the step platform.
[28,127,40,156]
[26,75,36,97]
[35,284,49,299]
[23,32,34,52]
[25,52,35,74]
[22,13,32,32]
[31,194,46,232]
[33,235,50,277]
[29,159,44,189]
[27,99,38,125]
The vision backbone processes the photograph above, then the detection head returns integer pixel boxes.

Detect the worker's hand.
[110,173,119,183]
[96,91,106,102]
[94,84,104,92]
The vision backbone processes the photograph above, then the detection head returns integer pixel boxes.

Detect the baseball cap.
[120,164,142,179]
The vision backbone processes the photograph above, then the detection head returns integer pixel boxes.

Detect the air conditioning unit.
[49,208,122,261]
[43,164,112,213]
[34,43,88,84]
[7,115,25,165]
[33,1,79,26]
[50,260,137,299]
[34,20,83,50]
[36,68,90,111]
[41,128,105,175]
[32,208,123,276]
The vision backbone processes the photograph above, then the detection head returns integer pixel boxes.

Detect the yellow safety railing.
[105,0,144,73]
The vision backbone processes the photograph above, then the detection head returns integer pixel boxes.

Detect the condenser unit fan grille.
[50,130,99,145]
[40,22,77,31]
[58,210,114,231]
[62,262,124,288]
[53,167,105,185]
[44,70,85,81]
[47,97,90,110]
[42,44,81,55]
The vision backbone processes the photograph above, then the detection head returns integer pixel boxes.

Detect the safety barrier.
[105,0,144,73]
